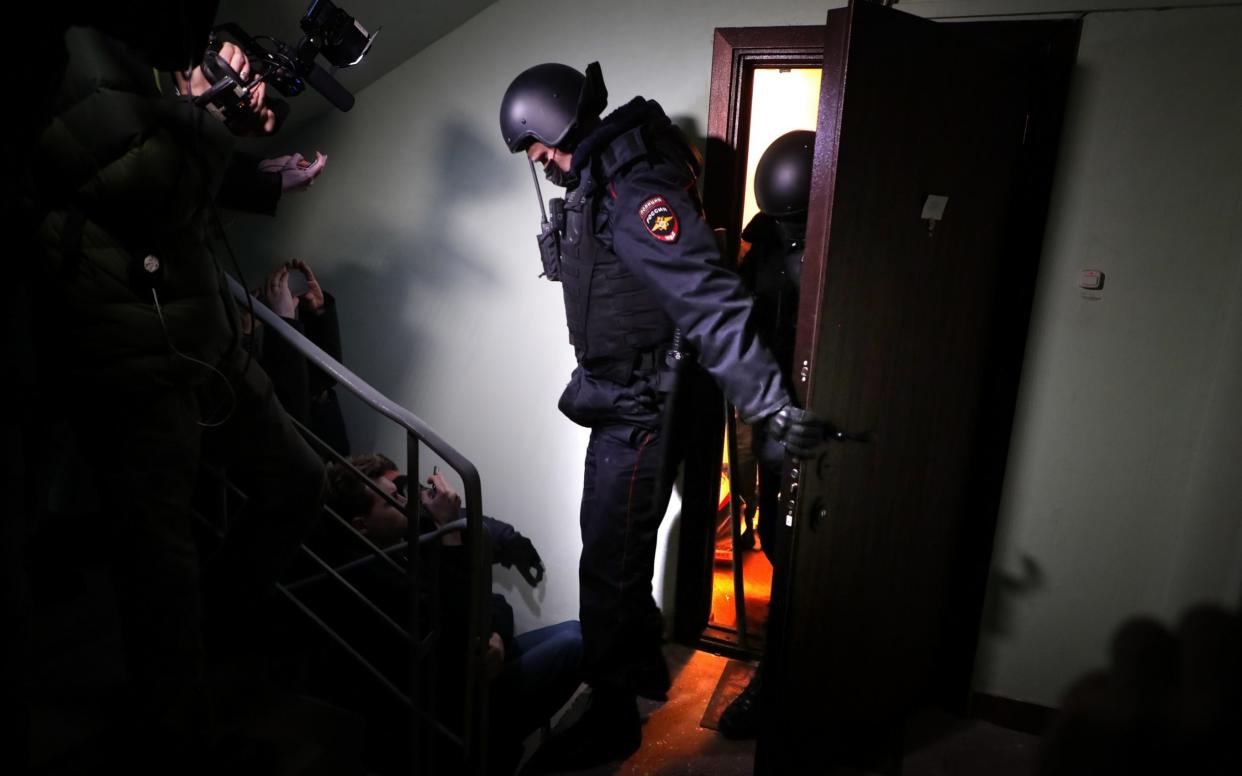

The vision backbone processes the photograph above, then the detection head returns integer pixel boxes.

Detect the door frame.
[673,26,826,652]
[703,26,827,258]
[755,5,1081,771]
[677,13,1080,718]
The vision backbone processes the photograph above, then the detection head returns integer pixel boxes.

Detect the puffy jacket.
[34,27,239,393]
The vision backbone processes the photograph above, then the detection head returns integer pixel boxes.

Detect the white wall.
[226,0,846,637]
[225,0,1242,707]
[973,6,1242,707]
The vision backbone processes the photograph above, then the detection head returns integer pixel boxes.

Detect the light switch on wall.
[1079,269,1105,290]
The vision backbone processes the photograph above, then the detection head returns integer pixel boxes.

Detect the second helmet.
[754,129,816,217]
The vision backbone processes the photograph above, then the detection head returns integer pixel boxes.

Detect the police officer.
[738,128,815,561]
[719,129,815,740]
[499,62,829,768]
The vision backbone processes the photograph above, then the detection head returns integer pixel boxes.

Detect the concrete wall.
[224,0,1242,708]
[972,5,1242,707]
[224,0,848,640]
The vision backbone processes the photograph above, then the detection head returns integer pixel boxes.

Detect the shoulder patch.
[638,196,679,243]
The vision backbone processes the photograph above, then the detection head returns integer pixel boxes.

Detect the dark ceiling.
[215,0,497,132]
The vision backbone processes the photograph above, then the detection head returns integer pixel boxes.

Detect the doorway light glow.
[741,68,822,229]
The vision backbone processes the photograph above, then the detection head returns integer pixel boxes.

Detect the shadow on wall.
[671,114,706,167]
[980,552,1045,638]
[320,261,429,456]
[495,565,546,620]
[1040,602,1242,775]
[306,117,509,454]
[431,114,516,215]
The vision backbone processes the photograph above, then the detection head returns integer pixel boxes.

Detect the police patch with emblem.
[639,196,679,243]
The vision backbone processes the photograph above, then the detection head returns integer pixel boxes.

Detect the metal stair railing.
[224,273,491,775]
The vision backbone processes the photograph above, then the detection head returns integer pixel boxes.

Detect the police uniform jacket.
[553,98,790,430]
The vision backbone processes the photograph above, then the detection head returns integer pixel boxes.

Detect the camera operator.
[13,4,225,771]
[30,22,325,772]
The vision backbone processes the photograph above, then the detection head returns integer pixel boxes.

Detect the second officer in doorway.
[719,128,817,740]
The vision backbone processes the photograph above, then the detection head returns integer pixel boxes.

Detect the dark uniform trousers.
[578,422,674,697]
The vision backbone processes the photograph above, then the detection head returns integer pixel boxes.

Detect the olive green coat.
[36,27,241,393]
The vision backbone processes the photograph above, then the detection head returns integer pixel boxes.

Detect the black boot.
[523,688,641,773]
[630,645,671,702]
[717,667,763,740]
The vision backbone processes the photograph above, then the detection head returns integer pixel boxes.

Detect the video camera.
[195,0,378,131]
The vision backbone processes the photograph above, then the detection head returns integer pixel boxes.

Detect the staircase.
[21,276,493,775]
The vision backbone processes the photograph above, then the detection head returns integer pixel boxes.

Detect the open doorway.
[667,25,826,656]
[706,66,822,653]
[667,9,1077,773]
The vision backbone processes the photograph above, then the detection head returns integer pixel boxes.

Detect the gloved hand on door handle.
[761,403,833,463]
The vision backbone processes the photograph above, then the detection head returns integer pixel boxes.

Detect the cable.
[185,76,259,393]
[151,287,237,428]
[182,65,261,383]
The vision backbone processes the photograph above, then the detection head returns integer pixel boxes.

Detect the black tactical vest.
[740,213,806,377]
[557,127,675,385]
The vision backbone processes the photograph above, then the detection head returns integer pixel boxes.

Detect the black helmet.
[499,62,607,153]
[754,130,816,217]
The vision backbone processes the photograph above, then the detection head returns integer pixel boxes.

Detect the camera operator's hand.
[261,265,298,319]
[247,81,278,135]
[176,42,253,96]
[760,403,832,464]
[258,152,328,193]
[176,41,249,97]
[288,258,326,314]
[174,42,276,135]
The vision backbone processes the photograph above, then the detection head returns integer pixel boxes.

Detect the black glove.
[495,534,545,587]
[762,403,831,462]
